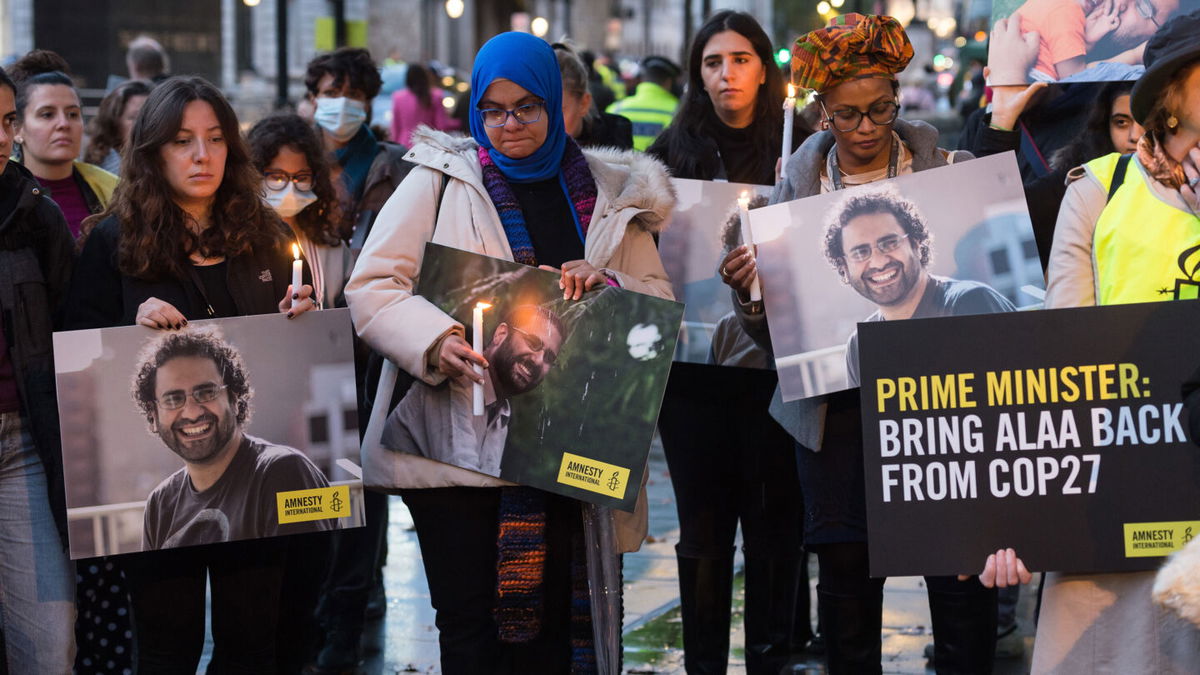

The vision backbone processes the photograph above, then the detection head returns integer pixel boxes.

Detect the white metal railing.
[774,345,848,397]
[67,479,366,557]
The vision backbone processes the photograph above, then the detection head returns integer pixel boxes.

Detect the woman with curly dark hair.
[248,113,352,308]
[65,75,316,672]
[83,79,153,175]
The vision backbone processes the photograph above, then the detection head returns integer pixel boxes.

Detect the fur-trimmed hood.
[406,126,675,233]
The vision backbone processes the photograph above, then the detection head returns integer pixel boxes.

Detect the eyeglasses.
[477,102,544,128]
[156,383,229,410]
[1135,0,1160,27]
[821,100,900,133]
[263,171,314,192]
[843,233,910,263]
[510,325,558,366]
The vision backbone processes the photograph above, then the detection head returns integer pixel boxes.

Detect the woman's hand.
[541,260,609,300]
[1181,144,1200,215]
[136,297,188,330]
[983,66,1048,131]
[437,333,488,386]
[279,284,317,319]
[719,245,760,303]
[960,548,1033,588]
[987,15,1040,86]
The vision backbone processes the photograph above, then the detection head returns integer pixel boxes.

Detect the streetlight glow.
[243,0,260,6]
[531,16,549,37]
[817,1,832,14]
[445,0,464,19]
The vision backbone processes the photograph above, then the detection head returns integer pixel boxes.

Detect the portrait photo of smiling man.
[822,187,1017,387]
[132,329,337,550]
[381,304,568,477]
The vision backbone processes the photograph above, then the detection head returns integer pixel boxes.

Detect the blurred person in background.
[0,62,77,675]
[608,56,681,152]
[126,35,170,83]
[84,79,154,175]
[8,50,118,239]
[391,62,461,147]
[553,42,634,150]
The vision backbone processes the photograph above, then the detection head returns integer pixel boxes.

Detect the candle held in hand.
[737,192,762,302]
[472,302,492,416]
[291,243,303,310]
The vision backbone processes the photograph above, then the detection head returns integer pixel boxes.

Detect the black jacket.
[347,140,414,249]
[66,215,297,329]
[0,162,76,542]
[576,113,634,151]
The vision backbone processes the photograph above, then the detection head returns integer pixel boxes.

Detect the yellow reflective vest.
[1089,152,1200,305]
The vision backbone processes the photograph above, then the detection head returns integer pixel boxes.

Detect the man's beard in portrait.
[1089,29,1145,62]
[491,334,548,396]
[848,258,922,307]
[158,409,238,464]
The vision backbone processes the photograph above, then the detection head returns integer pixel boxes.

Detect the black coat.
[66,215,297,329]
[0,162,76,542]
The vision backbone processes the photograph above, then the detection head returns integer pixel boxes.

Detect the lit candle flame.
[787,83,796,99]
[737,190,750,209]
[476,301,492,310]
[292,243,300,260]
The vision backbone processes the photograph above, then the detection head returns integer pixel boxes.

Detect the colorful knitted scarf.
[477,136,597,266]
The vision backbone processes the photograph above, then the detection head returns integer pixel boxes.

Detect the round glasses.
[822,101,900,133]
[843,233,910,263]
[156,383,229,410]
[510,325,558,366]
[477,102,544,128]
[263,171,314,192]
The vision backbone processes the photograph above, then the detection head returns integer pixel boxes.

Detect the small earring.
[1168,115,1179,129]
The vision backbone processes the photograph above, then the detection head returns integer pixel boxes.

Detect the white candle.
[472,301,492,416]
[290,243,303,310]
[737,192,762,302]
[782,83,796,173]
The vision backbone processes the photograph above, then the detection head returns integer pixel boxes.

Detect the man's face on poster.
[151,356,239,464]
[489,312,565,396]
[840,211,924,307]
[1097,0,1178,53]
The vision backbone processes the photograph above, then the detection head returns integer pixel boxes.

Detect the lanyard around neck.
[826,133,900,191]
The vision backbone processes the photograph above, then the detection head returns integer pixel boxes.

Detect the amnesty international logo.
[330,491,345,514]
[556,451,631,500]
[277,486,351,524]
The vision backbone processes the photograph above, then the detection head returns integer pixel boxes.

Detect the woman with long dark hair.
[84,79,153,175]
[648,10,812,673]
[66,76,315,671]
[391,62,461,147]
[248,113,352,308]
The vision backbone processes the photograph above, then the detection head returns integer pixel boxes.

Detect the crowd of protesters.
[1,6,1198,674]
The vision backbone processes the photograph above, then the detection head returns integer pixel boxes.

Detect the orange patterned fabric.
[791,13,914,94]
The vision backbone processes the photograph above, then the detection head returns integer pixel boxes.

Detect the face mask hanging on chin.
[264,182,319,219]
[314,97,368,142]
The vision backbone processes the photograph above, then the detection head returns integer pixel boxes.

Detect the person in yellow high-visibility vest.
[607,56,681,151]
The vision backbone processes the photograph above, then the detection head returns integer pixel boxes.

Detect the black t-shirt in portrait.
[142,434,337,550]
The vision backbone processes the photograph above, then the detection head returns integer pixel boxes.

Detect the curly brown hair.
[246,113,344,247]
[82,76,287,280]
[822,187,932,281]
[84,79,153,166]
[131,328,253,428]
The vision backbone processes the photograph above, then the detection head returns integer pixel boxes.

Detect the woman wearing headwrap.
[719,14,998,675]
[344,31,675,673]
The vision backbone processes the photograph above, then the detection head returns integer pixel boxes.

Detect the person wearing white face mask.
[248,113,353,309]
[304,48,414,251]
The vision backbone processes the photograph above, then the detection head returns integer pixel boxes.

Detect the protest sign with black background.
[859,300,1200,577]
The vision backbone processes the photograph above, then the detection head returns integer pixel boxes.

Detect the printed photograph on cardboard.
[987,0,1199,85]
[753,152,1044,401]
[367,243,682,511]
[658,178,773,368]
[54,310,364,559]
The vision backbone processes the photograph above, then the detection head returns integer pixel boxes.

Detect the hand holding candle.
[472,301,492,416]
[290,243,303,310]
[782,83,796,173]
[737,192,762,302]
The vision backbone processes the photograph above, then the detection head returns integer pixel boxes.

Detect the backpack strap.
[1107,154,1132,203]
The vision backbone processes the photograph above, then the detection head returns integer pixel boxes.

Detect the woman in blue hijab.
[345,31,677,673]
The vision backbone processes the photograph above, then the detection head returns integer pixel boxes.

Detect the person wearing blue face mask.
[248,113,353,310]
[304,47,413,250]
[345,31,676,673]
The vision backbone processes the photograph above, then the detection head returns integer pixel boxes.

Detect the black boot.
[927,578,997,675]
[676,552,735,674]
[816,587,883,675]
[743,555,799,675]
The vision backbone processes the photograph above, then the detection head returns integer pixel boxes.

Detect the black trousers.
[316,489,389,634]
[811,541,997,675]
[401,487,577,675]
[123,539,287,674]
